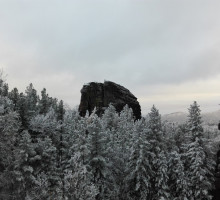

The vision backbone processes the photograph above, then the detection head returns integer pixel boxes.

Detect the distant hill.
[162,110,220,143]
[202,110,220,125]
[162,112,187,124]
[162,110,220,125]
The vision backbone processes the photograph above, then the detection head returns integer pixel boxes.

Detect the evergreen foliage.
[184,101,215,200]
[125,119,153,199]
[0,75,216,200]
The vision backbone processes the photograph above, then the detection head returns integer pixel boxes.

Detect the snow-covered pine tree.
[57,100,65,122]
[100,104,124,198]
[147,105,163,146]
[62,108,82,158]
[34,136,59,199]
[14,129,59,200]
[173,124,189,153]
[146,105,169,199]
[1,83,9,97]
[14,131,37,199]
[0,72,8,97]
[154,151,170,200]
[55,99,66,199]
[168,151,188,200]
[101,104,119,131]
[118,106,134,161]
[0,95,20,200]
[65,152,98,200]
[8,87,20,111]
[29,107,61,145]
[184,101,214,200]
[22,83,38,128]
[16,92,27,129]
[25,83,38,114]
[125,118,153,200]
[38,88,49,115]
[87,111,117,200]
[101,104,119,158]
[118,105,134,150]
[29,108,62,198]
[112,105,135,198]
[26,172,49,200]
[65,129,98,200]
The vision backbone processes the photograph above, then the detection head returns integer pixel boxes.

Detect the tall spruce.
[65,127,98,200]
[168,151,188,200]
[87,112,117,200]
[0,96,20,200]
[8,87,20,111]
[147,105,169,199]
[125,119,153,200]
[14,131,37,199]
[184,101,214,200]
[39,88,49,115]
[24,83,38,126]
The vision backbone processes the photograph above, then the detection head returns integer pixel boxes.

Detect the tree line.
[0,76,216,200]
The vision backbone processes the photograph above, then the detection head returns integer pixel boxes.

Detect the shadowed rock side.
[79,81,141,119]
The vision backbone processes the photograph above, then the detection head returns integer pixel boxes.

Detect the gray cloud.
[1,0,220,113]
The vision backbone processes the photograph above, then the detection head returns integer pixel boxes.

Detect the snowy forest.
[0,75,218,200]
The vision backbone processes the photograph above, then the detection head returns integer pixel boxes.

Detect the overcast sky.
[1,0,220,114]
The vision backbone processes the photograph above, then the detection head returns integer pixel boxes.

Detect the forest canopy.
[0,74,217,200]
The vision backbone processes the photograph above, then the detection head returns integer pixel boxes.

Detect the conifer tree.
[154,151,170,200]
[35,136,60,199]
[101,105,124,198]
[0,74,20,198]
[0,72,8,96]
[14,131,37,199]
[146,105,168,199]
[57,100,65,122]
[184,101,214,200]
[39,88,49,115]
[24,83,38,120]
[168,151,188,200]
[62,109,82,157]
[2,83,9,97]
[65,152,98,200]
[65,127,98,200]
[1,70,219,199]
[117,105,134,165]
[87,112,116,200]
[29,108,62,198]
[29,108,60,145]
[147,105,163,145]
[101,104,119,131]
[0,96,20,200]
[125,119,153,200]
[13,83,38,129]
[8,87,20,111]
[17,92,27,128]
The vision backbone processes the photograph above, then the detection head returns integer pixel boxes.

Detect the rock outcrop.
[79,81,141,119]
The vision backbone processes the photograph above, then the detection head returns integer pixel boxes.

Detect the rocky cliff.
[79,81,141,119]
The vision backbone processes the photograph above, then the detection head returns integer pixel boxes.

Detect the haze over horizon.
[1,0,220,114]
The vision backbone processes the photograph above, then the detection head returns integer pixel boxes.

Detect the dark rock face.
[79,81,141,119]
